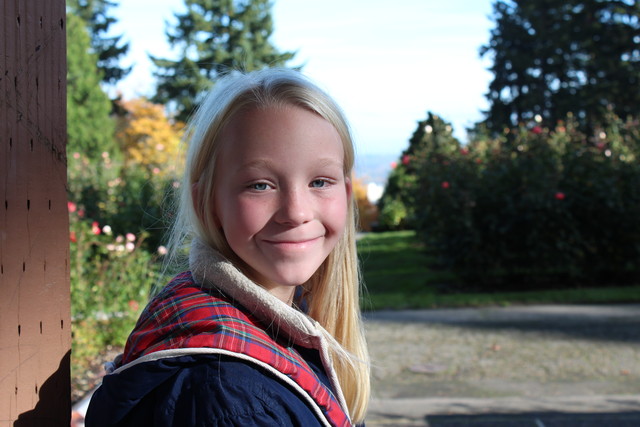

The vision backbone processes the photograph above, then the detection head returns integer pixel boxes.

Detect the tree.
[67,13,117,161]
[116,98,185,176]
[151,0,296,122]
[480,0,640,133]
[67,0,131,85]
[377,112,460,230]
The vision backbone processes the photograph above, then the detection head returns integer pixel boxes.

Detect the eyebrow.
[239,159,275,171]
[314,158,345,169]
[240,158,344,170]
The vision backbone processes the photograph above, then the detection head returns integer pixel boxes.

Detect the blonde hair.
[166,68,370,422]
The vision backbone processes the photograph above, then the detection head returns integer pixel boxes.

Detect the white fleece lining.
[110,348,332,427]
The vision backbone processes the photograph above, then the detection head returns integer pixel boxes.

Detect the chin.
[271,273,314,287]
[265,260,325,286]
[247,266,315,291]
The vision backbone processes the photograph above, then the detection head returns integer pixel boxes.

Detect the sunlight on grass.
[358,231,640,310]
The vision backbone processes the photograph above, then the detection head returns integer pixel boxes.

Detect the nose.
[274,187,313,226]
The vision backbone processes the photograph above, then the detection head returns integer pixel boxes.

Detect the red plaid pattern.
[122,272,351,427]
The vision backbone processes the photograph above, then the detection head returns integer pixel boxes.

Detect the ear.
[345,176,353,201]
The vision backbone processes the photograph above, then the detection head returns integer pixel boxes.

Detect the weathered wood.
[0,0,70,425]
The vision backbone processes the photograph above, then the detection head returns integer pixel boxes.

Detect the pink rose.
[91,221,101,235]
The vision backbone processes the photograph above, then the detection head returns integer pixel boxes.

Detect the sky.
[110,0,496,158]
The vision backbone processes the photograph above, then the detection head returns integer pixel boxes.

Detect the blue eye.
[250,183,269,191]
[310,179,327,188]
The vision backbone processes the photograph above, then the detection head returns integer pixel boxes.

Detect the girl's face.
[213,104,351,303]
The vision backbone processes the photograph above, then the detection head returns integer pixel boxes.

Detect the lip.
[262,236,322,250]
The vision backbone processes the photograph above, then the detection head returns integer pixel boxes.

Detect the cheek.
[218,197,269,240]
[325,195,350,235]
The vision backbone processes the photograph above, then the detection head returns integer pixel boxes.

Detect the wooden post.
[0,0,71,425]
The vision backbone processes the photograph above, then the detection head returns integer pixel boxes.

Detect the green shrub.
[411,113,640,289]
[68,152,173,389]
[67,152,175,251]
[377,112,461,230]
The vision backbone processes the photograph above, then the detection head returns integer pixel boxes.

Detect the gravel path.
[363,304,640,425]
[364,305,640,399]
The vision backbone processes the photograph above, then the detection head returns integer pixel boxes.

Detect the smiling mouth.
[263,237,321,249]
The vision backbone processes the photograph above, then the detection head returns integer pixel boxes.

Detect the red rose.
[402,155,410,165]
[441,181,450,189]
[555,192,566,200]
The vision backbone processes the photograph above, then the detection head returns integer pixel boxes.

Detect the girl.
[85,69,370,426]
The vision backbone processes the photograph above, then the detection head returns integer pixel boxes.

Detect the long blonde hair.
[166,68,370,422]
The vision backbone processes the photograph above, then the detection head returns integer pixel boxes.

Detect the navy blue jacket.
[86,350,336,426]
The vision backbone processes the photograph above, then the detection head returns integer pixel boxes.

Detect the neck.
[238,263,298,306]
[264,284,296,306]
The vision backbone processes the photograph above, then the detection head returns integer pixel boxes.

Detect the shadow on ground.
[422,411,640,426]
[365,304,640,343]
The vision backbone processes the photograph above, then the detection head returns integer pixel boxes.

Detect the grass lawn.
[357,230,640,310]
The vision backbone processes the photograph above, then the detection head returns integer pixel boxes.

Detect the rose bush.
[68,152,174,392]
[402,112,640,290]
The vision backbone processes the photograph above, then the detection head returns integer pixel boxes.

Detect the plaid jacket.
[116,271,352,427]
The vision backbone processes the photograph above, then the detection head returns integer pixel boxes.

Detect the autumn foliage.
[352,177,378,231]
[116,98,185,175]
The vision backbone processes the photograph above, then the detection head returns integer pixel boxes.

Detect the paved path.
[363,304,640,426]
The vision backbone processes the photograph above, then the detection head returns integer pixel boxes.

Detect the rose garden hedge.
[380,113,640,290]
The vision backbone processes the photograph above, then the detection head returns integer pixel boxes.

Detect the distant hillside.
[355,153,397,185]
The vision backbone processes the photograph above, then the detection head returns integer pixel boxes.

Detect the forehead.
[217,104,345,164]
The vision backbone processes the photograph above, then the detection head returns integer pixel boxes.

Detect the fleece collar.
[189,238,324,347]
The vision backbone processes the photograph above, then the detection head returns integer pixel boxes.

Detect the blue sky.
[111,0,495,157]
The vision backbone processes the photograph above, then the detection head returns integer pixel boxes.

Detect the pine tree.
[67,0,131,85]
[67,13,117,161]
[480,0,640,133]
[151,0,296,122]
